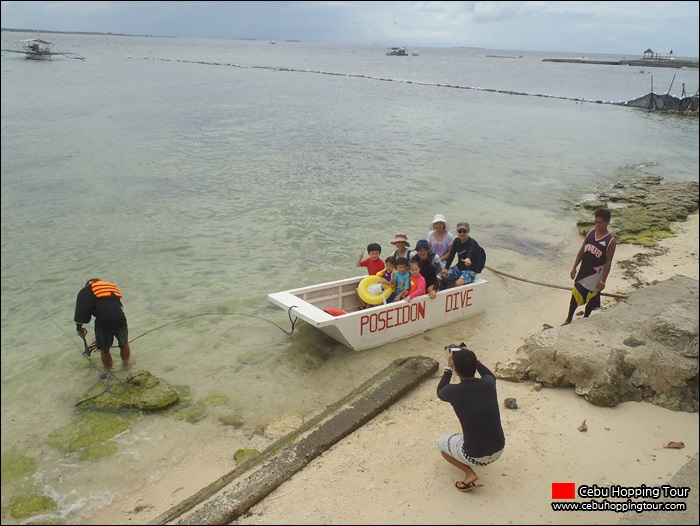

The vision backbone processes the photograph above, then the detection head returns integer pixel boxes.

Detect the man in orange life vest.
[75,278,131,369]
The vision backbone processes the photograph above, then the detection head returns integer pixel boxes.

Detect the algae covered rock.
[1,449,37,481]
[234,448,260,463]
[576,178,699,247]
[46,411,134,459]
[168,389,233,424]
[76,369,179,411]
[173,401,208,423]
[9,493,57,519]
[202,393,230,406]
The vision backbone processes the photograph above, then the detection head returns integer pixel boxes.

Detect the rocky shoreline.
[496,176,699,412]
[495,275,699,411]
[575,176,699,246]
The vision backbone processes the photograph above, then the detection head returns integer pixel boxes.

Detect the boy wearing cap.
[412,239,444,298]
[442,222,479,286]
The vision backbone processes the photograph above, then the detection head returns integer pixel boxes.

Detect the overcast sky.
[2,1,698,56]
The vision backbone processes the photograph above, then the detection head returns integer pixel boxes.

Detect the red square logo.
[552,482,576,499]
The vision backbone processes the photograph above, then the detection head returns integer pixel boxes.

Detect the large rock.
[76,369,179,411]
[495,276,699,412]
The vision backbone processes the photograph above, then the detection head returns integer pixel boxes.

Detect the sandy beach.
[84,214,699,525]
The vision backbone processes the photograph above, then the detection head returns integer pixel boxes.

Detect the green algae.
[75,370,179,411]
[173,401,208,423]
[202,393,230,406]
[164,387,235,423]
[234,448,260,463]
[45,411,134,459]
[9,493,57,519]
[1,450,37,481]
[576,179,698,247]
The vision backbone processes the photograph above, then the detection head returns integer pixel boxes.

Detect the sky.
[1,1,698,56]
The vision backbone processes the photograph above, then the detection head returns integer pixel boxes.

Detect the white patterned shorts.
[438,433,504,467]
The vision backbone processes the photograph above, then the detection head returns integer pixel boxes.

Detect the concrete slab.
[148,355,438,525]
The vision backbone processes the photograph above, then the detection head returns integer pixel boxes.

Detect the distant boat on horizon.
[386,46,408,56]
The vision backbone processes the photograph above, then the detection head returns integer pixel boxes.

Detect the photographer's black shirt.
[437,363,506,458]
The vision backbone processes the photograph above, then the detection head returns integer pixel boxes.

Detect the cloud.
[1,1,698,55]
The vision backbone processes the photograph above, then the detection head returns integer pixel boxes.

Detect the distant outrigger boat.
[386,47,408,56]
[2,37,85,60]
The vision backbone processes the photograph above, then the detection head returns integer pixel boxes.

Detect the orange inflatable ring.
[357,275,392,305]
[323,308,347,317]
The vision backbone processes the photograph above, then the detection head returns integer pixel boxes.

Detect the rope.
[74,372,129,407]
[10,274,299,404]
[73,307,300,404]
[128,307,299,344]
[484,265,628,300]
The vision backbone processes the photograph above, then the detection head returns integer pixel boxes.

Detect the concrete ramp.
[149,355,438,525]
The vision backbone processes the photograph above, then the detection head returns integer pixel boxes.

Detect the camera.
[444,344,462,356]
[444,342,468,356]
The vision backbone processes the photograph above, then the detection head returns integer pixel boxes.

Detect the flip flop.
[455,481,483,492]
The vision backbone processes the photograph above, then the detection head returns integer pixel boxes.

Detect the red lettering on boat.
[359,301,426,335]
[444,289,473,312]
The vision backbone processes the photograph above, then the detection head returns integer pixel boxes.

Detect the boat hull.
[25,53,52,60]
[268,276,487,350]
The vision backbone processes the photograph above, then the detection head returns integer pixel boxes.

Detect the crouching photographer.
[437,343,506,491]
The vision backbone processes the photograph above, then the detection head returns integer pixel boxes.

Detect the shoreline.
[542,57,699,69]
[83,213,699,525]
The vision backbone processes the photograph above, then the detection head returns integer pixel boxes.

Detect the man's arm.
[570,240,586,280]
[443,241,457,269]
[74,288,93,335]
[476,361,495,379]
[598,237,617,290]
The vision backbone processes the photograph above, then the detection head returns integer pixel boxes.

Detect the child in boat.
[356,243,384,309]
[403,259,427,302]
[377,255,396,295]
[386,256,410,302]
[356,242,384,275]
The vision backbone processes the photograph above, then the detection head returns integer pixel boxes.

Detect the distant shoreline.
[1,27,173,38]
[543,57,699,69]
[0,27,296,41]
[2,28,699,66]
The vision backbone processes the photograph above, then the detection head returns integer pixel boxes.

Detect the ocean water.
[1,32,698,524]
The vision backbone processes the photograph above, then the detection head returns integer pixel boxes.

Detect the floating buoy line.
[127,55,641,106]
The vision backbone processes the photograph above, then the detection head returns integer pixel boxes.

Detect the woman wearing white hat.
[427,214,454,268]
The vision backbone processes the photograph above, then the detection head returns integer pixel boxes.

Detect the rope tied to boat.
[484,265,628,300]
